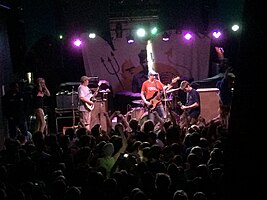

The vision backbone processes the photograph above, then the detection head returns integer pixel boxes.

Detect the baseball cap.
[148,71,157,76]
[180,80,189,90]
[80,76,90,82]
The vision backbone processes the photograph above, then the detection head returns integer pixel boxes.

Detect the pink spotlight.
[212,31,222,39]
[73,39,82,47]
[184,33,192,40]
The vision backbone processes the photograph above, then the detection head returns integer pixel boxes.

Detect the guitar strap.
[154,81,159,96]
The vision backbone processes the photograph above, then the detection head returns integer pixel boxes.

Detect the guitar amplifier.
[56,93,78,109]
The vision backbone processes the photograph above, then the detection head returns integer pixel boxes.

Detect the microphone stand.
[71,86,75,127]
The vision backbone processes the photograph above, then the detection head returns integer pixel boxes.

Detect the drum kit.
[129,87,183,120]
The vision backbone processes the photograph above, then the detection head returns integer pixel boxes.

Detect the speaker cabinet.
[55,110,79,134]
[197,88,220,122]
[56,93,78,109]
[90,101,108,132]
[55,101,108,133]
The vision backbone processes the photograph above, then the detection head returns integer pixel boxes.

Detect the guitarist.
[77,75,96,131]
[141,71,176,121]
[179,80,201,129]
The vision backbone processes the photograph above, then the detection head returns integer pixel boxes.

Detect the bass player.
[141,71,179,122]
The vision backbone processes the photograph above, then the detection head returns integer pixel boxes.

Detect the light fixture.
[184,32,193,40]
[115,22,123,38]
[73,39,82,47]
[162,32,170,41]
[212,31,222,39]
[126,34,134,44]
[89,33,96,39]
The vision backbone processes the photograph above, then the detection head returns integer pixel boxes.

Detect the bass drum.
[130,107,145,121]
[139,112,149,126]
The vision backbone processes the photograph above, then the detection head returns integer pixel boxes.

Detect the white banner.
[82,31,211,94]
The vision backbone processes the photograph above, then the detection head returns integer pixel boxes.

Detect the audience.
[0,106,231,200]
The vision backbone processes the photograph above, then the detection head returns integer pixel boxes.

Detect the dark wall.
[224,0,266,199]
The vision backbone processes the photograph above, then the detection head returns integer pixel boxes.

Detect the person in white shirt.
[77,76,94,131]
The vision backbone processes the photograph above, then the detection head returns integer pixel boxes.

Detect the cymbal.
[161,98,172,102]
[132,100,144,105]
[99,89,111,93]
[166,88,182,93]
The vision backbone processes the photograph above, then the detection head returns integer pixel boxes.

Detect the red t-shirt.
[141,80,164,100]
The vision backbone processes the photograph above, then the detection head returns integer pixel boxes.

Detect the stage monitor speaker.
[197,88,220,122]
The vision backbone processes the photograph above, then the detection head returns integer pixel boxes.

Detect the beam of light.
[146,39,155,73]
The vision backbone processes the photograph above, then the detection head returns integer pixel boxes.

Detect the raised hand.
[171,76,180,84]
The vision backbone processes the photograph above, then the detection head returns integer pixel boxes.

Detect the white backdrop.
[82,30,211,94]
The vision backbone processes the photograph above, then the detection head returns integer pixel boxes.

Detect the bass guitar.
[146,91,161,111]
[84,82,102,111]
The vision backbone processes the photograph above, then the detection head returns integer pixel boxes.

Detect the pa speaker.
[197,88,220,122]
[90,101,108,132]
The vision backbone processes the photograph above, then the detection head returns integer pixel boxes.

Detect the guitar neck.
[91,85,101,97]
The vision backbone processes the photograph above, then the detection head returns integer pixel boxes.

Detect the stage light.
[73,39,82,47]
[162,32,170,41]
[231,24,240,32]
[212,31,222,39]
[89,33,96,38]
[59,35,63,39]
[136,28,146,38]
[151,27,158,35]
[184,32,192,40]
[126,34,134,44]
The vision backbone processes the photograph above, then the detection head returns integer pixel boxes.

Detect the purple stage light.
[212,31,222,39]
[73,39,82,47]
[184,33,192,40]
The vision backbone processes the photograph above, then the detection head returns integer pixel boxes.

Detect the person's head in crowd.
[155,173,172,191]
[142,120,155,134]
[161,145,174,162]
[103,178,117,195]
[140,146,150,162]
[186,153,201,168]
[171,154,184,167]
[91,124,101,138]
[109,135,123,155]
[65,186,81,200]
[114,123,124,134]
[147,131,157,145]
[102,142,114,157]
[64,127,76,140]
[129,118,139,132]
[77,135,92,148]
[76,127,88,139]
[130,187,147,200]
[190,146,203,160]
[192,191,208,200]
[150,144,162,160]
[133,140,142,152]
[74,146,92,164]
[173,190,189,200]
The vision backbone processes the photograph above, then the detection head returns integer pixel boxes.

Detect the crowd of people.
[0,42,236,200]
[0,68,233,200]
[0,101,229,200]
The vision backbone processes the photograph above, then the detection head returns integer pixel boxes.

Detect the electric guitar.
[84,82,102,111]
[146,91,161,111]
[145,76,181,111]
